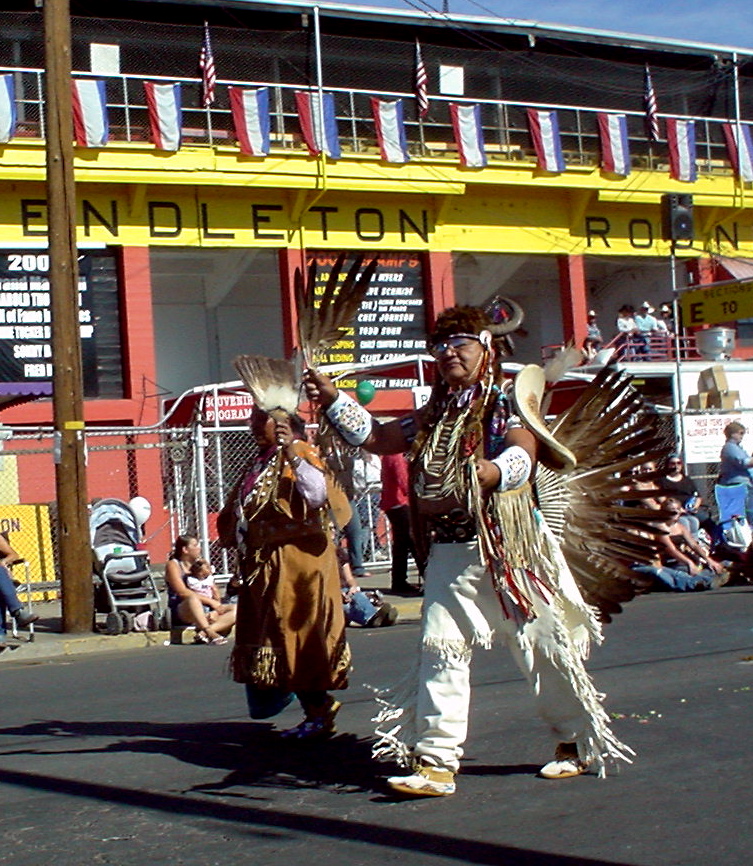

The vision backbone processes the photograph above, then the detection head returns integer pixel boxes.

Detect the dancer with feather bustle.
[305,302,665,797]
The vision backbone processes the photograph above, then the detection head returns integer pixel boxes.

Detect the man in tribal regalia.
[304,303,643,798]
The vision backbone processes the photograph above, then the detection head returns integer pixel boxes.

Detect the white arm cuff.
[492,445,532,491]
[325,391,373,446]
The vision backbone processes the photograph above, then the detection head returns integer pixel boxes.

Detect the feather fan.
[295,252,379,367]
[233,355,298,415]
[535,365,671,623]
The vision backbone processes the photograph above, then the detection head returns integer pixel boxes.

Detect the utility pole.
[43,0,93,633]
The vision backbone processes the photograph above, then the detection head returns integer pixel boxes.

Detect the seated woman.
[662,454,707,539]
[164,534,235,645]
[0,534,38,650]
[633,497,728,592]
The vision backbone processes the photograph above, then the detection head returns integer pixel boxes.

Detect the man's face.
[430,334,487,388]
[249,408,275,447]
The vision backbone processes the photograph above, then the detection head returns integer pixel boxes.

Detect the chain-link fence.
[0,404,735,603]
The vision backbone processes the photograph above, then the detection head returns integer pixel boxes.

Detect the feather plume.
[233,355,299,415]
[296,252,379,366]
[535,366,671,622]
[543,343,583,384]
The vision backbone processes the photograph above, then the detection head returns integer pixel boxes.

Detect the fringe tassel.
[230,644,283,686]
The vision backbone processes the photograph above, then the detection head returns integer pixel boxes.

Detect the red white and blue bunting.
[229,86,270,156]
[527,108,565,173]
[371,98,409,164]
[666,118,697,183]
[295,90,340,159]
[722,121,753,183]
[449,103,486,168]
[0,74,17,143]
[144,82,182,152]
[598,112,630,177]
[72,79,109,148]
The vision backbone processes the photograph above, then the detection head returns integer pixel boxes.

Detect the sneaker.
[387,760,456,797]
[539,743,590,779]
[280,699,341,740]
[367,604,399,628]
[12,609,39,628]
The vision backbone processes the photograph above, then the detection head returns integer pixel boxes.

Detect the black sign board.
[311,251,425,390]
[0,249,123,398]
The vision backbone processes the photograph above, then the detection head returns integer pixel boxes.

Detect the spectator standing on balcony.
[633,302,660,359]
[583,310,602,361]
[615,304,638,358]
[658,303,675,336]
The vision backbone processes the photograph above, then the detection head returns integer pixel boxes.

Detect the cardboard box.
[698,365,729,394]
[706,389,740,409]
[686,392,712,409]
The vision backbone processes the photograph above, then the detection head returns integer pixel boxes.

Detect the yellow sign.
[680,279,753,326]
[0,503,56,595]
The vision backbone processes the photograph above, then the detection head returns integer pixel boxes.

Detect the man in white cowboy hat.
[304,303,632,798]
[633,301,660,359]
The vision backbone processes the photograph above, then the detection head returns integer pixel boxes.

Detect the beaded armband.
[491,444,531,491]
[325,391,374,446]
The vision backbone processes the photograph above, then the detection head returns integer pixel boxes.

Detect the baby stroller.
[90,498,168,634]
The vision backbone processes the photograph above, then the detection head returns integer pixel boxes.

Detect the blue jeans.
[342,589,378,626]
[0,565,23,639]
[634,564,713,592]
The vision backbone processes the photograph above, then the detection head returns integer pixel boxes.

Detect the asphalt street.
[0,586,751,866]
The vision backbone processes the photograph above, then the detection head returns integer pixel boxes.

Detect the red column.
[558,254,588,348]
[423,251,455,327]
[119,246,159,424]
[278,247,305,357]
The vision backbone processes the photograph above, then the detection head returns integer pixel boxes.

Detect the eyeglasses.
[667,461,682,467]
[429,334,481,358]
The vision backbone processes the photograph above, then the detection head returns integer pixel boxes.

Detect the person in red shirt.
[380,452,423,593]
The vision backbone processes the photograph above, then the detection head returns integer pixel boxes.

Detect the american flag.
[643,64,660,142]
[200,21,216,108]
[414,39,429,119]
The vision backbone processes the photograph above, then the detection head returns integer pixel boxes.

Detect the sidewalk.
[0,566,423,663]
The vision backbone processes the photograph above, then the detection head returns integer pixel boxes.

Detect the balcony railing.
[0,65,743,177]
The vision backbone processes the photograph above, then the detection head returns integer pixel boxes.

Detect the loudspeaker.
[662,193,694,243]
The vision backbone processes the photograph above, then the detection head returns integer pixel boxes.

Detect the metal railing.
[0,64,742,176]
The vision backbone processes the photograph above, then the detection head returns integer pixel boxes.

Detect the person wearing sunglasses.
[304,302,631,797]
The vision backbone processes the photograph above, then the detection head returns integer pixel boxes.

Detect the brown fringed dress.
[229,441,351,695]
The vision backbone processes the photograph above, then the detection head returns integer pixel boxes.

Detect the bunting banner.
[370,97,409,163]
[144,81,182,152]
[527,108,565,172]
[449,103,486,168]
[666,117,697,182]
[295,90,340,159]
[597,112,630,176]
[229,86,270,156]
[71,78,109,148]
[722,121,753,183]
[0,74,16,143]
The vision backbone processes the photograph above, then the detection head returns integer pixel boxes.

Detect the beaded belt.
[426,509,477,543]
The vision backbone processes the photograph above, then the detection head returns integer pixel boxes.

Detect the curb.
[0,598,423,663]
